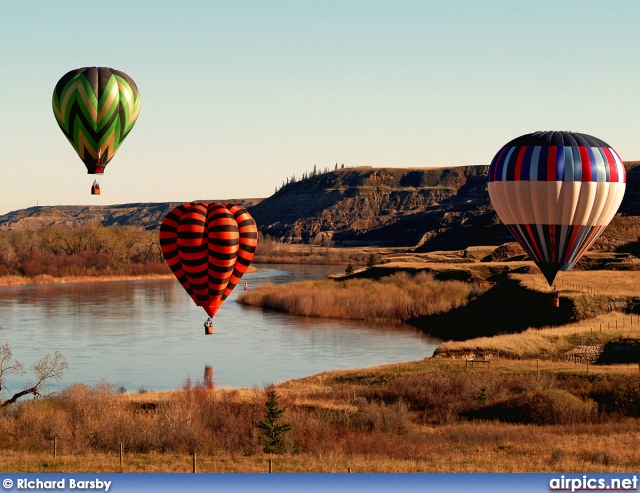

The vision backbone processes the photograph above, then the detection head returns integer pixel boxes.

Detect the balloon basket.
[550,297,560,308]
[205,325,214,335]
[91,186,101,195]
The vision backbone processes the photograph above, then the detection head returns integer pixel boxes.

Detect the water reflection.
[203,366,215,390]
[0,265,440,391]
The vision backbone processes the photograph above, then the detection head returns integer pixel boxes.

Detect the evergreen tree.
[345,262,354,275]
[478,387,488,405]
[257,389,292,454]
[366,254,378,268]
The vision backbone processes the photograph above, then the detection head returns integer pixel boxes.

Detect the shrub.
[473,389,598,425]
[587,374,640,417]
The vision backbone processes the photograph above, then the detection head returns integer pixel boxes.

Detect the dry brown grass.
[0,274,174,287]
[3,358,640,472]
[435,311,640,360]
[3,422,640,472]
[517,270,640,298]
[237,271,477,322]
[255,244,402,265]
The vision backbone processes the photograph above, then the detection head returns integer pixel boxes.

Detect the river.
[0,264,439,392]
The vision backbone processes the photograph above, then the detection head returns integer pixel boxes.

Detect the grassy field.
[435,310,640,360]
[520,270,640,298]
[2,358,640,472]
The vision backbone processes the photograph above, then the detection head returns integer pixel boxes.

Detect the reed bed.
[237,272,478,322]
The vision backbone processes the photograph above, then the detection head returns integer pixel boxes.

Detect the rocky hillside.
[249,165,502,248]
[2,163,640,252]
[250,162,640,251]
[0,199,262,231]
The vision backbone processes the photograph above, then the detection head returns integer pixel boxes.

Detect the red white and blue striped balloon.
[488,131,626,286]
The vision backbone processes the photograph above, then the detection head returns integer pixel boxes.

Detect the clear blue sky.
[1,0,638,215]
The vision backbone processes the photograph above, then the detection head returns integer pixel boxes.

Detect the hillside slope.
[0,199,262,231]
[1,163,639,252]
[248,165,502,247]
[248,162,640,250]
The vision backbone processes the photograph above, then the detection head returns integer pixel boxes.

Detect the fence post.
[53,436,57,460]
[348,467,352,473]
[536,360,539,374]
[269,458,273,473]
[192,452,197,473]
[120,443,123,471]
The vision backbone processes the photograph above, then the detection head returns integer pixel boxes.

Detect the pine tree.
[345,262,354,275]
[257,389,292,454]
[366,254,378,268]
[478,387,488,405]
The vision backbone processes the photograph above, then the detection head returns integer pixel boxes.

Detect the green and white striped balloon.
[52,67,140,174]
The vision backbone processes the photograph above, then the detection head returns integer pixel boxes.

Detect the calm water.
[0,265,439,392]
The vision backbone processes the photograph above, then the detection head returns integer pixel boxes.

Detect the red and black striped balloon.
[159,202,258,319]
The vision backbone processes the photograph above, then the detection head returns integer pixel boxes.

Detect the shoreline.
[0,265,260,287]
[0,274,176,287]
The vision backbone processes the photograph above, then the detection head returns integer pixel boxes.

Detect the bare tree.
[0,342,67,407]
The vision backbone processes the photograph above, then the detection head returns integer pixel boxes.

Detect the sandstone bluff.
[2,163,640,253]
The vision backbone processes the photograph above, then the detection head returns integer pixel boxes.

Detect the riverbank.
[2,357,640,472]
[0,266,258,287]
[241,258,640,341]
[0,273,175,287]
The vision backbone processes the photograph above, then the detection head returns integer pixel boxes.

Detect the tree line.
[274,162,346,193]
[0,223,166,278]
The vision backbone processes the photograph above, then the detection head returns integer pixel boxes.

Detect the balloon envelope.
[488,131,626,285]
[52,67,140,174]
[159,202,258,319]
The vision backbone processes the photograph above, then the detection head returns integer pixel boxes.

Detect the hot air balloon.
[488,131,626,287]
[52,67,141,192]
[159,202,258,334]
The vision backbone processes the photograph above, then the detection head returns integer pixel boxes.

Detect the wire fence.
[40,440,354,473]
